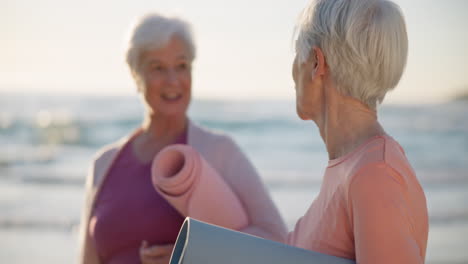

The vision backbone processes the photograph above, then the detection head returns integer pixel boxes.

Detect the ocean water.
[1,94,467,263]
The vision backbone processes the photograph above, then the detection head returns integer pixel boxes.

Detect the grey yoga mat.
[170,218,356,264]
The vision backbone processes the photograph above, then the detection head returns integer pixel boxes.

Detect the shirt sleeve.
[348,162,423,264]
[218,135,288,241]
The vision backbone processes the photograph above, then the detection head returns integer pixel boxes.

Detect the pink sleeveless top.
[89,132,187,264]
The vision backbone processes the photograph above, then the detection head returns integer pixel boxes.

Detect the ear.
[311,46,326,78]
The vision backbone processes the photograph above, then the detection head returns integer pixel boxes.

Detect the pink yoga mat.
[151,144,249,231]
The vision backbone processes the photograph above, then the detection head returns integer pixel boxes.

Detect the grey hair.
[295,0,408,108]
[125,13,196,79]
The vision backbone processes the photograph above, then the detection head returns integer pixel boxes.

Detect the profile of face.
[139,36,192,118]
[292,49,325,122]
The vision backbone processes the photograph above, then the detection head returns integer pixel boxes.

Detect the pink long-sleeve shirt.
[287,135,428,264]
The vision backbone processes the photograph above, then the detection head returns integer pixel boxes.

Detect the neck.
[316,84,385,160]
[129,111,187,164]
[141,112,187,143]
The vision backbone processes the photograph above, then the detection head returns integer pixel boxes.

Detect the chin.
[160,100,190,117]
[296,106,310,120]
[161,108,187,118]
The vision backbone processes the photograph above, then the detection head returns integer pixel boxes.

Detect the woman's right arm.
[349,163,425,264]
[78,160,101,264]
[218,137,288,243]
[79,145,121,264]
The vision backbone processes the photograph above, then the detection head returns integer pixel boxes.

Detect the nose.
[166,69,179,86]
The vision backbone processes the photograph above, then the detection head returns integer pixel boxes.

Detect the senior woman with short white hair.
[78,13,287,264]
[287,0,428,263]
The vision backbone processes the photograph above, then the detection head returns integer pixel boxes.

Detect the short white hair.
[295,0,408,108]
[125,13,196,78]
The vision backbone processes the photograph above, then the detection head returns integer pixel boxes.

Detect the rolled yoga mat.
[170,218,356,264]
[151,144,249,231]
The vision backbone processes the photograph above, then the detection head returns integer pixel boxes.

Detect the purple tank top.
[90,131,187,264]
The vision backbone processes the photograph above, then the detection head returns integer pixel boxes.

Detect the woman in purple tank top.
[79,13,287,264]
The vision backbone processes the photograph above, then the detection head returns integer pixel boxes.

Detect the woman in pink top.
[78,13,287,264]
[288,0,428,263]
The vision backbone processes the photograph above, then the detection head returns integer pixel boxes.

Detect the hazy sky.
[1,0,467,103]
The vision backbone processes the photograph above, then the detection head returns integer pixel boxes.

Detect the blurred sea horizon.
[1,93,467,263]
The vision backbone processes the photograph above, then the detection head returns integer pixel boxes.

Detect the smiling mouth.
[161,92,182,102]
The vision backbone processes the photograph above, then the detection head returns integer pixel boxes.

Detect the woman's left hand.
[139,241,174,264]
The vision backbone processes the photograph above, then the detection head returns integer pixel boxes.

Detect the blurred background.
[1,0,467,263]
